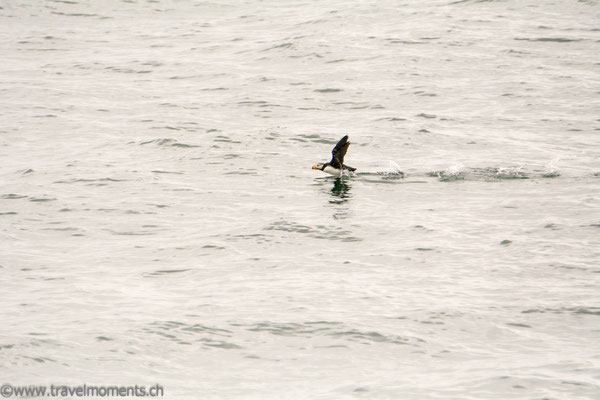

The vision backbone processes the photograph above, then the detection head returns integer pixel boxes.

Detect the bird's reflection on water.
[329,177,351,204]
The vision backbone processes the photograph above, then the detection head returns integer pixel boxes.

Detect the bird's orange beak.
[312,164,318,170]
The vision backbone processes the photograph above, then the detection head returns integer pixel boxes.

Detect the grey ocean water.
[1,0,599,398]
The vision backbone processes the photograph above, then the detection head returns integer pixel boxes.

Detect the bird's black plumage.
[330,135,350,169]
[331,135,356,172]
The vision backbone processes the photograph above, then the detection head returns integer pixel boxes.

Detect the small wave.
[522,307,600,316]
[54,178,125,185]
[244,321,423,347]
[139,138,199,148]
[260,42,294,52]
[264,220,361,242]
[29,197,56,202]
[147,269,190,276]
[105,66,152,74]
[376,117,407,122]
[314,88,343,93]
[143,320,241,349]
[51,12,99,18]
[2,194,28,199]
[515,37,583,43]
[416,113,437,119]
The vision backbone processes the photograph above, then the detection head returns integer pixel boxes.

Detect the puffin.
[312,135,356,176]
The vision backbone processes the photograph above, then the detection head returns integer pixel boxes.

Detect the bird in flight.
[312,135,356,176]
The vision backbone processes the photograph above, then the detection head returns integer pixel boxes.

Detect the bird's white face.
[313,164,344,176]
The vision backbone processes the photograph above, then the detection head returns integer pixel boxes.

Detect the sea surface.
[1,0,599,399]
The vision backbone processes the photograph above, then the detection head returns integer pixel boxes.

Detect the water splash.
[354,161,405,180]
[542,158,561,178]
[427,163,465,182]
[494,166,528,180]
[378,161,405,179]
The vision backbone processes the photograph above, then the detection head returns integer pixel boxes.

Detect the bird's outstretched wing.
[330,135,350,169]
